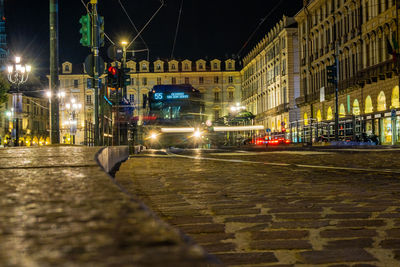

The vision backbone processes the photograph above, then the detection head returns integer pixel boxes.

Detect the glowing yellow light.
[150,133,157,140]
[121,41,128,46]
[161,127,195,133]
[213,125,265,132]
[193,130,202,138]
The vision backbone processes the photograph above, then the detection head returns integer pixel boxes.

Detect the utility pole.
[49,0,60,144]
[90,0,100,146]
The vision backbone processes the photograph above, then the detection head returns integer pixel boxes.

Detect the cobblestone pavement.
[0,147,217,267]
[115,149,400,266]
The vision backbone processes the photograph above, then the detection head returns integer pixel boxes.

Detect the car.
[265,137,291,146]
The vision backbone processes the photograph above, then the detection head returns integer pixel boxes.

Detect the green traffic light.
[79,14,91,47]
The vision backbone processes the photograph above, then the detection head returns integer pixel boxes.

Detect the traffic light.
[119,67,131,88]
[98,16,105,47]
[107,64,118,88]
[79,14,91,47]
[326,64,337,85]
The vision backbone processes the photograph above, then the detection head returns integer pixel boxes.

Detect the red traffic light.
[108,66,117,76]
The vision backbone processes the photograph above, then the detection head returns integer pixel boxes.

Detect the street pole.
[334,43,340,141]
[50,0,60,144]
[91,0,100,146]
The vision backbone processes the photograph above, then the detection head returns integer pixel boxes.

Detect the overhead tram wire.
[236,0,284,59]
[127,1,166,57]
[171,0,184,59]
[118,0,150,60]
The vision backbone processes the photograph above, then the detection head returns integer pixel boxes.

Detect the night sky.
[5,0,302,76]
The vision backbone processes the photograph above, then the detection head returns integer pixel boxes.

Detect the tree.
[0,75,10,106]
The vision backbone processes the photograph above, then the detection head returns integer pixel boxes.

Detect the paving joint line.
[167,151,400,174]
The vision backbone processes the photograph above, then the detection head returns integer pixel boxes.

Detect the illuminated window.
[365,95,373,113]
[353,99,360,115]
[339,104,346,117]
[86,95,92,105]
[392,86,399,108]
[377,91,386,111]
[228,76,233,83]
[214,92,220,101]
[327,107,333,120]
[171,64,176,70]
[228,91,234,101]
[316,109,322,122]
[141,63,147,71]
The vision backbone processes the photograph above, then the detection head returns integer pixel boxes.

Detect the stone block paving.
[115,151,400,266]
[0,147,218,266]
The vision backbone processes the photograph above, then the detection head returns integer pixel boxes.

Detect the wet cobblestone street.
[115,149,400,266]
[0,147,215,267]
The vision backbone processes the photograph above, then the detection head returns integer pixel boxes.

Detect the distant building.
[0,93,50,146]
[295,0,400,145]
[241,16,300,134]
[56,58,241,144]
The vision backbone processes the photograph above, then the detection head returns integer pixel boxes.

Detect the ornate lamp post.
[65,98,82,145]
[7,56,31,146]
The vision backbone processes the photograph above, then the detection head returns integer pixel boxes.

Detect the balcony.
[357,60,394,84]
[277,103,289,114]
[295,96,306,106]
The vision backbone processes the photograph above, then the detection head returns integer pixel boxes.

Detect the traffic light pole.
[91,0,100,146]
[50,0,60,144]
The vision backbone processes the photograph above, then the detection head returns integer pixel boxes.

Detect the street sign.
[107,45,123,61]
[266,128,271,133]
[84,55,105,77]
[392,109,397,118]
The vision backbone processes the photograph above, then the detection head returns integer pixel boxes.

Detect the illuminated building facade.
[57,58,241,144]
[241,16,300,135]
[295,0,400,144]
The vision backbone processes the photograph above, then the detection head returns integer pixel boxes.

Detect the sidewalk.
[0,146,219,266]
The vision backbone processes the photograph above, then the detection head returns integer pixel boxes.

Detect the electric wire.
[118,0,149,58]
[127,1,165,49]
[171,0,184,59]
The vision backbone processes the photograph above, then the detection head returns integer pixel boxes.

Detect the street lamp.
[65,99,82,145]
[7,56,31,146]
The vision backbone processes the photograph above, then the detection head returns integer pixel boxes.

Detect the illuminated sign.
[166,92,189,99]
[153,92,189,100]
[154,93,163,100]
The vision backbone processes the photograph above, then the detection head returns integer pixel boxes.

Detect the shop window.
[377,91,386,111]
[365,96,373,113]
[327,107,333,120]
[316,109,322,122]
[303,112,309,125]
[339,104,346,117]
[353,99,360,115]
[392,86,399,108]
